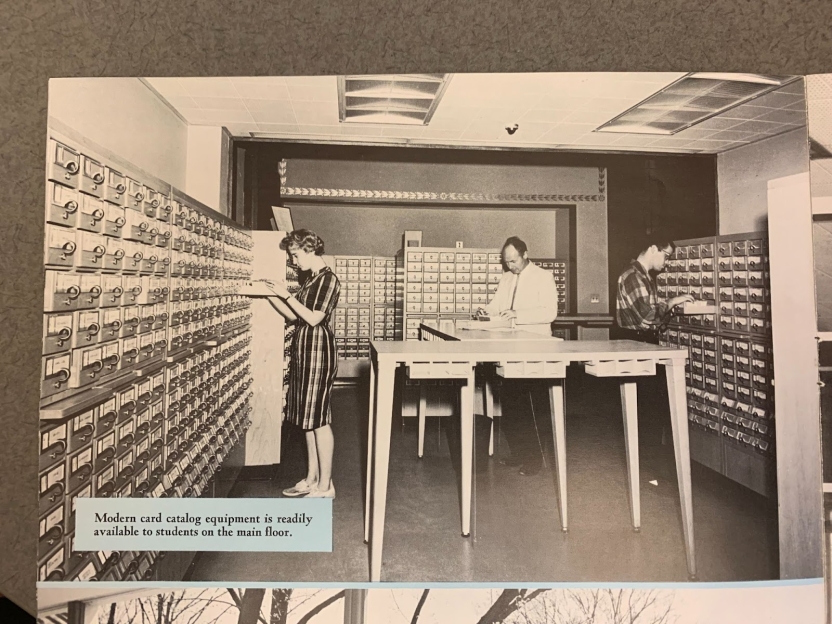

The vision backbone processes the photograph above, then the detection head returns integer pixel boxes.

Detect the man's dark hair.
[639,230,676,255]
[502,236,528,255]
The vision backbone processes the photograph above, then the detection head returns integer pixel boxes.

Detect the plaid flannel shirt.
[616,260,670,332]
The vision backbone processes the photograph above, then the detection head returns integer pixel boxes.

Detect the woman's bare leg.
[305,430,319,485]
[313,424,334,491]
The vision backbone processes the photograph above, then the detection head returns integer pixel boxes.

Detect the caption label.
[75,498,332,552]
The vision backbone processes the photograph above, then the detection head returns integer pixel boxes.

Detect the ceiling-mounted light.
[337,74,452,125]
[595,73,799,135]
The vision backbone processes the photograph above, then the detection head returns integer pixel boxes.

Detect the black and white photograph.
[36,72,826,585]
[35,584,824,624]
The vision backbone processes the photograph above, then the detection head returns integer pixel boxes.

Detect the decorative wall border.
[279,160,607,203]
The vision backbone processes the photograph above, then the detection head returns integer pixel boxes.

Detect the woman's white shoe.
[305,483,336,499]
[282,479,317,497]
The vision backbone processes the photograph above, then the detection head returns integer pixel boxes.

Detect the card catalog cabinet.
[332,255,404,375]
[662,233,775,497]
[39,134,255,581]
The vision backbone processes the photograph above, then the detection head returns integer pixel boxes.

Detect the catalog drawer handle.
[65,161,79,174]
[92,172,105,184]
[64,200,78,213]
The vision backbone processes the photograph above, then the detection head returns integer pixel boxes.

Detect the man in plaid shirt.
[616,234,693,461]
[616,235,694,343]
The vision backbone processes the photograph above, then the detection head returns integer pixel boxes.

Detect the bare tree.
[504,589,677,624]
[96,588,264,624]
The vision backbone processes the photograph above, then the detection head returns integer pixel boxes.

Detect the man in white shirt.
[480,237,559,335]
[478,236,559,475]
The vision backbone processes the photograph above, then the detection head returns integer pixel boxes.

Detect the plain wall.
[284,203,565,258]
[48,78,189,189]
[717,128,810,235]
[186,125,231,216]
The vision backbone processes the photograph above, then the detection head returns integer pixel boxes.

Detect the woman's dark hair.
[279,229,325,255]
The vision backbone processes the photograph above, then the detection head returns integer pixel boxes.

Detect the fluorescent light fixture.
[337,74,452,125]
[596,73,799,135]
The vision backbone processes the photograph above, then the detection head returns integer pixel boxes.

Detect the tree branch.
[410,589,430,624]
[296,590,346,624]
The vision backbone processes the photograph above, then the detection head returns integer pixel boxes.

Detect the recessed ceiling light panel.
[595,73,798,135]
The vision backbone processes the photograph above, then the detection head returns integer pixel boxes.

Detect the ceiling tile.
[459,128,502,141]
[695,117,745,131]
[231,81,291,100]
[605,81,667,99]
[256,123,300,134]
[562,109,616,125]
[572,133,623,146]
[250,109,298,124]
[467,106,529,123]
[284,75,335,87]
[610,135,661,147]
[293,101,338,125]
[649,137,695,148]
[747,91,787,109]
[295,125,340,136]
[165,95,198,110]
[287,84,335,102]
[533,95,593,111]
[588,97,641,114]
[145,77,188,96]
[718,104,770,121]
[753,108,807,125]
[425,111,474,130]
[339,124,385,137]
[675,127,718,140]
[190,96,248,111]
[419,128,464,141]
[520,108,575,124]
[753,92,805,109]
[538,124,594,143]
[243,99,296,113]
[177,109,209,123]
[381,126,425,138]
[721,119,783,134]
[178,77,237,98]
[197,109,255,123]
[705,129,756,142]
[687,139,736,152]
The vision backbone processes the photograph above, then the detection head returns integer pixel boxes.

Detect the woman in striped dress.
[264,229,341,498]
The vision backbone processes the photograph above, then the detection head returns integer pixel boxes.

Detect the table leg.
[549,380,568,532]
[666,360,696,579]
[369,362,395,582]
[460,370,475,537]
[620,381,641,532]
[363,357,377,544]
[418,383,427,458]
[484,379,495,456]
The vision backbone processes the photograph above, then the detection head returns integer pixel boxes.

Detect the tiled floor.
[189,372,778,582]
